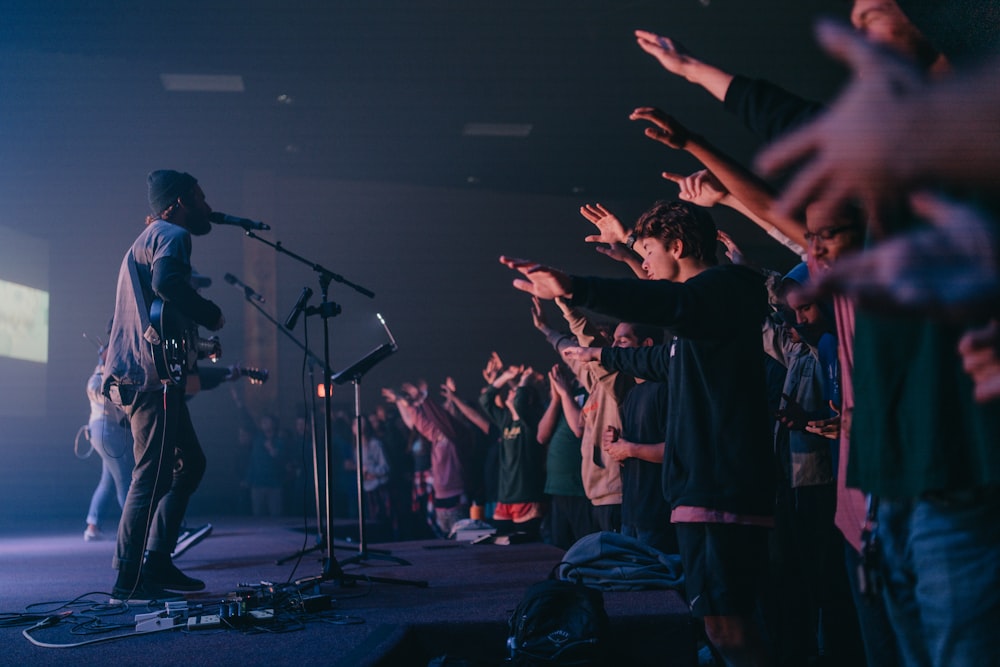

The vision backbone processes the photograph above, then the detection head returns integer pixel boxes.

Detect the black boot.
[141,550,206,592]
[111,568,181,604]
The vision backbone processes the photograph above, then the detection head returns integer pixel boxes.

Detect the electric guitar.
[149,297,222,385]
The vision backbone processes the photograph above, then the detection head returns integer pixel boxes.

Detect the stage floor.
[0,517,695,666]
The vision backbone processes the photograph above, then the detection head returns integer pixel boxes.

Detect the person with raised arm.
[503,199,774,667]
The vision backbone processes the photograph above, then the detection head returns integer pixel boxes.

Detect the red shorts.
[492,501,544,523]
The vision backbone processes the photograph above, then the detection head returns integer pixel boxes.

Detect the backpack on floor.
[506,578,610,666]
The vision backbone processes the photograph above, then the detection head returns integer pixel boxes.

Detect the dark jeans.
[877,494,1000,667]
[114,387,206,574]
[590,503,621,534]
[548,494,597,549]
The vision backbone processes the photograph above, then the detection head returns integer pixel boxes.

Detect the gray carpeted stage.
[0,518,696,666]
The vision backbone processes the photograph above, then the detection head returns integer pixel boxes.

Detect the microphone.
[284,287,313,330]
[223,273,265,303]
[209,212,271,231]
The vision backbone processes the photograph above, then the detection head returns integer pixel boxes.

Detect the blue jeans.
[86,418,134,527]
[114,388,206,573]
[878,493,1000,667]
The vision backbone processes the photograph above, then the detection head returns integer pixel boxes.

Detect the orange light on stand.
[317,383,333,398]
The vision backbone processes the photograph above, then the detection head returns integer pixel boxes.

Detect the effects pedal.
[187,614,222,630]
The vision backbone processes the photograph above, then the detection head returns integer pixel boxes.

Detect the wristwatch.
[624,232,638,251]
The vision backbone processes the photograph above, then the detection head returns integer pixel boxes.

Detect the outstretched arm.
[664,170,806,258]
[440,377,490,435]
[630,106,808,249]
[635,30,734,102]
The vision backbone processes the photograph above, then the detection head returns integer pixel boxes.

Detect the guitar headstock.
[236,366,269,385]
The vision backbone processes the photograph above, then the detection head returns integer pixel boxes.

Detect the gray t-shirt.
[103,220,221,394]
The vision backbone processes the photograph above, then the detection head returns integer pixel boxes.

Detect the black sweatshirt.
[571,264,775,517]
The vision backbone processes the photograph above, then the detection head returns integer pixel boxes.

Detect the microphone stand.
[332,342,412,569]
[227,277,328,564]
[241,231,424,589]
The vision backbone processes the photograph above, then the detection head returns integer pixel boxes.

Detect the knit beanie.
[147,170,198,215]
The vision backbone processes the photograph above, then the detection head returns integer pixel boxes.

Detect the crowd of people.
[489,2,998,666]
[89,1,998,665]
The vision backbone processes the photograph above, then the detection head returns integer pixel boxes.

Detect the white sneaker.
[84,526,101,541]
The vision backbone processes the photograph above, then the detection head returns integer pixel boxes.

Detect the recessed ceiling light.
[462,123,532,138]
[160,74,245,92]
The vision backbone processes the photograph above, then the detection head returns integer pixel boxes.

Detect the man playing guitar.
[103,170,225,602]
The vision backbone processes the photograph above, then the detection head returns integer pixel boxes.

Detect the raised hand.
[499,256,573,300]
[580,203,629,246]
[716,230,745,266]
[756,20,926,230]
[381,387,399,403]
[662,169,727,208]
[482,351,504,384]
[635,30,697,79]
[548,364,570,395]
[530,296,550,332]
[496,364,525,386]
[440,376,457,401]
[629,107,692,150]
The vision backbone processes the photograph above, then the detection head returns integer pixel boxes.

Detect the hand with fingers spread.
[580,203,630,246]
[629,107,693,150]
[756,20,926,230]
[381,387,400,404]
[499,256,573,300]
[662,169,727,208]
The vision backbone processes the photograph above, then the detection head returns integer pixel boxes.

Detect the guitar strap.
[127,251,162,347]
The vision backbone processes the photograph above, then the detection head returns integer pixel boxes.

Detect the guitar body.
[149,298,221,385]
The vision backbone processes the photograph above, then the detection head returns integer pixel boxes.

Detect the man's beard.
[187,212,212,236]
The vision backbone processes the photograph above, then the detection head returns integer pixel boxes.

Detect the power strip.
[187,614,222,630]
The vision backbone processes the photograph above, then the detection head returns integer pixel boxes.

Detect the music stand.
[331,340,410,568]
